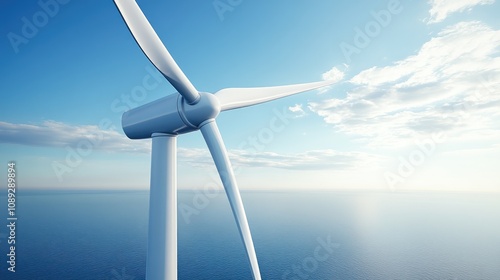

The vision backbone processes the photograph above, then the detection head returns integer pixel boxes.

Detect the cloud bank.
[0,121,150,153]
[311,21,500,147]
[179,148,378,171]
[0,121,373,171]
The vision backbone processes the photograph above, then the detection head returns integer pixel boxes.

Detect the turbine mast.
[147,133,177,279]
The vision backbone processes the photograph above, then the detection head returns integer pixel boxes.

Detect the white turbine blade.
[200,121,262,280]
[114,0,200,104]
[215,80,335,111]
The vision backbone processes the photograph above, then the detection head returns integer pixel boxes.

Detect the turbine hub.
[179,92,220,128]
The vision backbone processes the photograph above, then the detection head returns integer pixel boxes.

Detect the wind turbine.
[113,0,334,279]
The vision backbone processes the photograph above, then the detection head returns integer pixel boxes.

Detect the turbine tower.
[113,1,335,279]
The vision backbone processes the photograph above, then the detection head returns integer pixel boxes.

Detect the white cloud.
[0,121,151,153]
[180,148,380,171]
[427,0,495,23]
[322,66,345,82]
[310,21,500,148]
[319,66,346,94]
[0,121,378,171]
[288,104,306,117]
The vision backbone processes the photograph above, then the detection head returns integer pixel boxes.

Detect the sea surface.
[0,190,499,280]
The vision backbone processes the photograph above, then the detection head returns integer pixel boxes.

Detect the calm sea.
[0,190,499,279]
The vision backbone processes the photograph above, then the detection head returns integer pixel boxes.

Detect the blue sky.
[1,0,499,192]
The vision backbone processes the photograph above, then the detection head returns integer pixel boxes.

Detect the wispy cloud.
[0,121,150,153]
[180,148,380,171]
[322,66,345,82]
[288,104,307,117]
[427,0,495,23]
[319,66,346,94]
[0,121,376,171]
[310,21,500,147]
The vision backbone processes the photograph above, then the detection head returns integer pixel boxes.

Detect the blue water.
[0,190,499,279]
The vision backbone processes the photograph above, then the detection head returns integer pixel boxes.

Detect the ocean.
[0,190,499,279]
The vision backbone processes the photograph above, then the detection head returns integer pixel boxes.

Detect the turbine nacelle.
[122,92,220,139]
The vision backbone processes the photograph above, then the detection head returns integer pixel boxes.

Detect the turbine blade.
[215,80,335,111]
[200,121,262,280]
[114,0,200,104]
